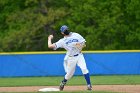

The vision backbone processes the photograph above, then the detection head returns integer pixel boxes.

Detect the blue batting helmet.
[60,25,68,32]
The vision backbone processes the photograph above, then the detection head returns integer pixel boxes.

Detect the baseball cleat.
[87,84,92,90]
[59,81,66,91]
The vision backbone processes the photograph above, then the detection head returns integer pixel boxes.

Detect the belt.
[69,54,79,57]
[74,54,79,57]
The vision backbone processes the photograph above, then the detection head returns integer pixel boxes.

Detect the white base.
[38,88,60,92]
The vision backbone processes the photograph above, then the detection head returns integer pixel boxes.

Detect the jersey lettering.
[66,39,78,44]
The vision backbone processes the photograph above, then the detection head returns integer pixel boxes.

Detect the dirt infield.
[0,85,140,93]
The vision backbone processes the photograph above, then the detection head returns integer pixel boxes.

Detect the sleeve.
[76,33,86,43]
[53,39,63,50]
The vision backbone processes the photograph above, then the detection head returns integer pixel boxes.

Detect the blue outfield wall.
[0,51,140,77]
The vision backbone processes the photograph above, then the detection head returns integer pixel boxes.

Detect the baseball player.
[48,25,92,91]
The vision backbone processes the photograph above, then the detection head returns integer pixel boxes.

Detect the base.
[38,88,60,92]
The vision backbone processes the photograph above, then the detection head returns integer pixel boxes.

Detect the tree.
[0,0,140,51]
[0,0,67,51]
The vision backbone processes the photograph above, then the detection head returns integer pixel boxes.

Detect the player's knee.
[65,73,73,80]
[82,69,89,74]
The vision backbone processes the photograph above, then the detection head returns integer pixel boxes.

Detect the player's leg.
[60,56,69,87]
[77,54,92,90]
[59,60,68,91]
[59,57,77,91]
[65,62,76,79]
[60,60,68,88]
[63,59,77,80]
[64,60,68,73]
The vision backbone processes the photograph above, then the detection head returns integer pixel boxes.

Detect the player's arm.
[75,33,86,49]
[48,35,56,49]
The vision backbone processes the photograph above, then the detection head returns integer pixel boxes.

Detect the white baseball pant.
[64,53,89,80]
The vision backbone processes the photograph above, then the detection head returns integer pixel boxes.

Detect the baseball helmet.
[60,25,68,32]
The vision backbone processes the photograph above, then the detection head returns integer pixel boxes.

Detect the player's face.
[61,32,65,36]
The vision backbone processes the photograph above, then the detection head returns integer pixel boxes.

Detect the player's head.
[60,25,70,36]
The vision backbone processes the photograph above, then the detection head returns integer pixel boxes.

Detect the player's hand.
[75,42,82,49]
[48,35,53,40]
[75,43,81,47]
[75,42,86,49]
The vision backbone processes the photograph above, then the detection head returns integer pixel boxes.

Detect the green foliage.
[0,0,140,51]
[0,0,66,51]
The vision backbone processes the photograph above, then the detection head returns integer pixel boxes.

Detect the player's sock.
[62,78,67,83]
[84,73,91,85]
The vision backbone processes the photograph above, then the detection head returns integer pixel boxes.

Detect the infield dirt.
[0,85,140,93]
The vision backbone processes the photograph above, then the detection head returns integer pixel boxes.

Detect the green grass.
[0,75,140,87]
